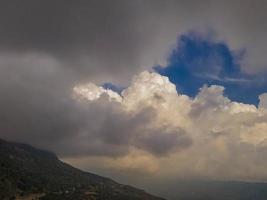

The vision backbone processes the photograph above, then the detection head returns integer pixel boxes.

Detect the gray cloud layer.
[1,0,267,84]
[0,0,153,83]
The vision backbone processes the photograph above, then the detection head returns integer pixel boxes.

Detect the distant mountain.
[151,180,267,200]
[0,138,165,200]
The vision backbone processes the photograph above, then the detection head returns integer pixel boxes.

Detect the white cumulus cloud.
[72,71,267,182]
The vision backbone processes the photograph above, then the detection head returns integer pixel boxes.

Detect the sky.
[1,0,267,196]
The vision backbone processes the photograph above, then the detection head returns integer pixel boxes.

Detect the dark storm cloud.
[0,55,192,157]
[0,0,204,158]
[0,0,155,82]
[0,0,267,160]
[0,56,128,157]
[0,54,77,152]
[0,0,138,52]
[1,0,267,82]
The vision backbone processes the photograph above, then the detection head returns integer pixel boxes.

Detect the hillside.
[0,139,165,200]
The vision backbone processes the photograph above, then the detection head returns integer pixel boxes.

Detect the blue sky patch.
[154,31,267,105]
[102,82,125,94]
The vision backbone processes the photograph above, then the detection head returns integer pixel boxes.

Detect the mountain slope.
[0,138,165,200]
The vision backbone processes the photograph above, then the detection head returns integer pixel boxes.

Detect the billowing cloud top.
[70,71,267,182]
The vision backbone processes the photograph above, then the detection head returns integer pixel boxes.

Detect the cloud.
[72,71,193,156]
[0,54,191,158]
[70,70,267,182]
[73,83,122,102]
[154,31,267,105]
[135,127,191,155]
[1,50,267,182]
[259,93,267,109]
[1,1,267,86]
[0,0,171,84]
